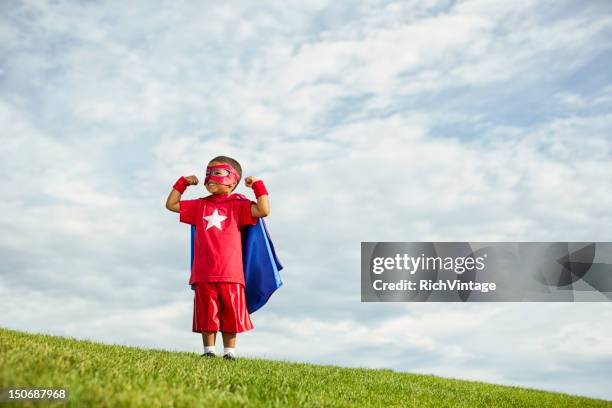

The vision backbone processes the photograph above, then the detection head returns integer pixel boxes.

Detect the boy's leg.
[217,282,253,359]
[202,332,217,356]
[221,332,236,348]
[217,282,253,335]
[221,332,237,359]
[202,332,217,347]
[193,282,221,356]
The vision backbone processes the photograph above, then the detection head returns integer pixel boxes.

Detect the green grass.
[1,327,610,407]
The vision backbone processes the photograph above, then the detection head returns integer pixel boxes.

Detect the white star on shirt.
[203,209,227,231]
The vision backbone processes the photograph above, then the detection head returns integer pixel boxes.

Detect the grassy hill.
[1,327,610,407]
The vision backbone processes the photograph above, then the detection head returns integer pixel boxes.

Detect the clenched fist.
[244,176,258,188]
[184,175,199,185]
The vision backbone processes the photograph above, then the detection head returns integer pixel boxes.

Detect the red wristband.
[173,176,190,194]
[252,180,268,198]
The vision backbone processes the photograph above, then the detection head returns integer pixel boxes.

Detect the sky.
[1,0,612,401]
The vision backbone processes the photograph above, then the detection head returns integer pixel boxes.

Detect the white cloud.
[556,86,612,110]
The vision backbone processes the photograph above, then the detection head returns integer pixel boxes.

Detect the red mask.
[205,163,239,186]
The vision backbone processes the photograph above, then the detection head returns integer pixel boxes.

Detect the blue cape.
[190,218,283,314]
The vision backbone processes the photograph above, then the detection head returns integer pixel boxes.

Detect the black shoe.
[223,353,236,360]
[201,352,216,358]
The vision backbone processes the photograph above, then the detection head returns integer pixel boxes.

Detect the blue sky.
[1,0,612,401]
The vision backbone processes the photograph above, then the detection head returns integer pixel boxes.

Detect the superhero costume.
[180,163,282,316]
[188,194,283,314]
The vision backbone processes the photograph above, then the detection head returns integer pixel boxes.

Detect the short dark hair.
[208,155,242,192]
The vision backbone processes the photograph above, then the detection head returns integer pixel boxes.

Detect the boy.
[165,155,270,360]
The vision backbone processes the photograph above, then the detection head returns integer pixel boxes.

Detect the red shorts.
[192,282,254,333]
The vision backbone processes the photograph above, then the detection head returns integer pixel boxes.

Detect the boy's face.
[204,161,238,194]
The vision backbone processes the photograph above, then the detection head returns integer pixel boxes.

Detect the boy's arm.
[251,194,270,218]
[165,189,182,213]
[165,175,199,213]
[245,176,270,218]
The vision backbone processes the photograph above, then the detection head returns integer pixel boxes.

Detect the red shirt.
[180,193,258,286]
